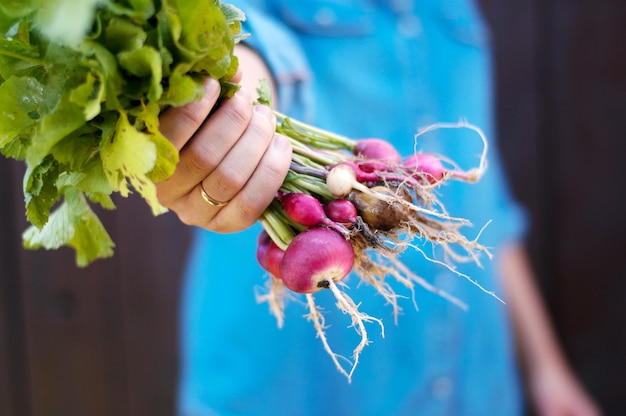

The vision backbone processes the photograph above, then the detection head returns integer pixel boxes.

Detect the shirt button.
[432,376,455,400]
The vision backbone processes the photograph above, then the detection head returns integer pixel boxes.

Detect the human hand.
[529,362,602,416]
[156,77,292,233]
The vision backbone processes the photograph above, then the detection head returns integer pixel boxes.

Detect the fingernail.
[203,77,220,97]
[254,103,274,120]
[272,134,292,153]
[235,86,252,103]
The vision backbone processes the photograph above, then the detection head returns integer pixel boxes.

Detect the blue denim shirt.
[178,1,527,415]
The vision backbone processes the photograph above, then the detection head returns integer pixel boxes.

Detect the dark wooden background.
[1,0,625,414]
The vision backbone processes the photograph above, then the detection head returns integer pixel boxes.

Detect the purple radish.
[265,239,285,279]
[324,199,357,224]
[280,227,354,294]
[256,231,271,270]
[282,193,326,226]
[354,138,402,163]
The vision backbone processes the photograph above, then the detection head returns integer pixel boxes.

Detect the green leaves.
[0,76,46,150]
[0,1,246,265]
[23,186,115,267]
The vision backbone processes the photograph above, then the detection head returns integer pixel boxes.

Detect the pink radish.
[265,239,285,279]
[403,153,447,183]
[256,230,285,279]
[355,159,394,174]
[354,138,401,163]
[280,227,354,294]
[281,192,351,235]
[256,231,271,270]
[282,193,326,226]
[324,199,357,224]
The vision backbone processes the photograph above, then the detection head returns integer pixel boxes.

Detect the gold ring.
[199,184,229,207]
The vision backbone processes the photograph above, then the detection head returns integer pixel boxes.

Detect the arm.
[498,243,602,416]
[155,47,291,233]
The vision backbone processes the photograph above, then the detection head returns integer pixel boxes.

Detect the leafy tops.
[0,0,245,265]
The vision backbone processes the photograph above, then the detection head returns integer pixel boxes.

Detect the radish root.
[255,275,289,328]
[306,280,384,383]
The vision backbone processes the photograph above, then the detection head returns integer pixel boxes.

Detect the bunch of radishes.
[254,114,492,381]
[0,0,489,381]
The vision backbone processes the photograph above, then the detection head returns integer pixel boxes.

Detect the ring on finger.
[199,183,229,208]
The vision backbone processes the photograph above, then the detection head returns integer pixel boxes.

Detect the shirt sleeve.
[232,1,313,121]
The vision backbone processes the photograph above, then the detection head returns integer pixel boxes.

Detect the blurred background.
[1,0,625,414]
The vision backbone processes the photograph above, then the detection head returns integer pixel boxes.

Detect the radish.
[281,192,351,235]
[354,138,402,163]
[280,227,354,294]
[265,239,285,279]
[255,230,285,278]
[324,199,357,224]
[351,186,412,231]
[325,163,453,223]
[403,153,447,184]
[404,153,479,184]
[281,193,326,226]
[326,163,360,197]
[355,159,394,174]
[256,231,271,270]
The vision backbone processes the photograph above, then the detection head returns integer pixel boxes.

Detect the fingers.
[199,104,276,203]
[156,80,292,233]
[158,77,221,150]
[205,134,292,232]
[157,86,254,204]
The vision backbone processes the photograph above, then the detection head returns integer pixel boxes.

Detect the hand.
[528,362,602,416]
[156,77,292,233]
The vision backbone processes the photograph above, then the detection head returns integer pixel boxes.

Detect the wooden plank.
[0,158,32,416]
[8,158,130,415]
[114,196,191,416]
[18,249,131,416]
[484,0,626,412]
[1,157,190,415]
[481,0,549,276]
[544,1,626,411]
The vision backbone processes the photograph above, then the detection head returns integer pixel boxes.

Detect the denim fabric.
[178,1,527,415]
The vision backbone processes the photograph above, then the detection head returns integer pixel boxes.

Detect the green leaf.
[100,110,165,215]
[27,86,88,166]
[219,2,246,29]
[256,78,272,106]
[50,124,100,170]
[0,75,46,148]
[0,135,29,159]
[106,0,155,21]
[77,156,115,209]
[117,46,163,101]
[70,71,104,121]
[162,0,234,78]
[102,16,147,53]
[132,101,179,183]
[23,156,61,229]
[0,34,44,78]
[23,187,115,267]
[80,40,124,111]
[0,0,38,19]
[159,64,204,106]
